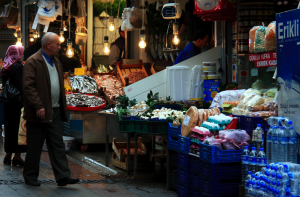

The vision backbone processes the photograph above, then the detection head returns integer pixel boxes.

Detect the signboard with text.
[248,52,277,68]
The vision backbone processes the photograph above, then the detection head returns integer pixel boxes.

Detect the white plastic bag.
[37,0,56,20]
[121,7,135,31]
[32,13,51,32]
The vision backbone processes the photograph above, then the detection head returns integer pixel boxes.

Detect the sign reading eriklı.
[248,52,277,68]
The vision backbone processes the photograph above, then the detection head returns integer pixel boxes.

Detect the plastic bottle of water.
[242,146,250,185]
[268,116,280,126]
[253,124,264,152]
[278,117,293,127]
[249,147,257,173]
[286,187,291,197]
[290,178,299,196]
[248,180,255,197]
[287,127,297,163]
[256,148,267,172]
[245,171,252,196]
[266,126,273,164]
[278,127,288,162]
[272,127,279,163]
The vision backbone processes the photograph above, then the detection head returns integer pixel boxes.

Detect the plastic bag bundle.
[254,26,266,53]
[265,21,276,52]
[249,26,259,53]
[204,136,223,150]
[121,7,135,31]
[220,129,250,150]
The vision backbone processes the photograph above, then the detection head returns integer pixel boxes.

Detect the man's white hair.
[41,32,58,47]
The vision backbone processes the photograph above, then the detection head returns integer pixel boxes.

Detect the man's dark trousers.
[23,108,71,182]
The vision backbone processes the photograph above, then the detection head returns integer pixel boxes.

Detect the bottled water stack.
[271,126,279,163]
[241,146,250,185]
[246,162,300,197]
[249,147,257,174]
[277,126,288,162]
[256,148,266,173]
[288,127,297,163]
[266,126,273,164]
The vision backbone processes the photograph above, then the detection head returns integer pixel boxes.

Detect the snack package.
[265,21,276,52]
[210,89,246,108]
[254,26,267,53]
[249,26,259,53]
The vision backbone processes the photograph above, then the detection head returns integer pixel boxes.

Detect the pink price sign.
[248,52,277,68]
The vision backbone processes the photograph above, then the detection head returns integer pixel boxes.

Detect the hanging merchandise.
[121,7,135,31]
[64,0,78,17]
[75,0,87,19]
[254,26,266,53]
[265,21,276,52]
[7,11,21,30]
[37,0,56,20]
[0,4,19,25]
[130,7,143,29]
[75,27,88,45]
[194,0,236,21]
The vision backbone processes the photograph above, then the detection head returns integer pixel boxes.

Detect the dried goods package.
[265,21,276,52]
[254,26,266,53]
[249,26,259,53]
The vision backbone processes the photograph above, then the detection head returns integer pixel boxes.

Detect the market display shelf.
[199,143,243,163]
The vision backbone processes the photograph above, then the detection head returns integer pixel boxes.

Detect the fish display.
[93,74,124,99]
[66,93,105,107]
[69,75,98,93]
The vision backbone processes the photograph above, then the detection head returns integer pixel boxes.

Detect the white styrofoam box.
[190,65,204,99]
[167,66,191,101]
[124,46,222,102]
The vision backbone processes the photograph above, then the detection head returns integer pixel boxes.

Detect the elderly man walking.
[22,32,79,186]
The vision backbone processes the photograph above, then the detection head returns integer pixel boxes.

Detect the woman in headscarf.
[1,45,26,166]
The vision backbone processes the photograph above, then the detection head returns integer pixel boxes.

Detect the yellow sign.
[74,68,85,75]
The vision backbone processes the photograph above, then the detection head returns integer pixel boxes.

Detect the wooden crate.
[111,152,154,171]
[112,137,148,162]
[150,63,166,75]
[116,60,148,86]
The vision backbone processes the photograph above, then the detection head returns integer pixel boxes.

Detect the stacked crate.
[189,143,243,197]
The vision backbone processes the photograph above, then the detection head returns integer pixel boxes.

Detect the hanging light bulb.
[172,22,180,46]
[30,37,35,42]
[15,30,22,46]
[108,16,115,32]
[66,38,74,58]
[103,36,110,55]
[59,28,65,43]
[139,29,146,49]
[16,38,22,46]
[63,21,67,31]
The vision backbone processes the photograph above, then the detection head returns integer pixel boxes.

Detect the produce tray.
[147,119,168,135]
[119,117,135,133]
[66,94,106,111]
[134,119,148,134]
[116,60,148,86]
[198,143,243,163]
[154,104,182,110]
[168,123,181,138]
[232,115,270,133]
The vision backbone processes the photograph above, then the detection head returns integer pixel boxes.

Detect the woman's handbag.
[0,75,22,103]
[18,108,26,146]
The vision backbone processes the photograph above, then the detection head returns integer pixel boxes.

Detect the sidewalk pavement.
[0,140,176,197]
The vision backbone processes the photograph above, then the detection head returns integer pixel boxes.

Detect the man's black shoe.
[57,177,79,186]
[25,180,41,186]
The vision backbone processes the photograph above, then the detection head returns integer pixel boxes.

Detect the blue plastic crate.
[178,169,190,184]
[178,152,189,171]
[189,175,201,195]
[155,104,182,110]
[201,178,240,196]
[189,154,201,176]
[200,159,241,180]
[199,143,243,163]
[170,168,178,190]
[232,115,270,134]
[177,184,190,197]
[168,135,178,152]
[168,122,182,138]
[178,135,191,154]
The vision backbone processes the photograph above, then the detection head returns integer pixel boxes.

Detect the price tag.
[183,115,190,126]
[74,68,85,75]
